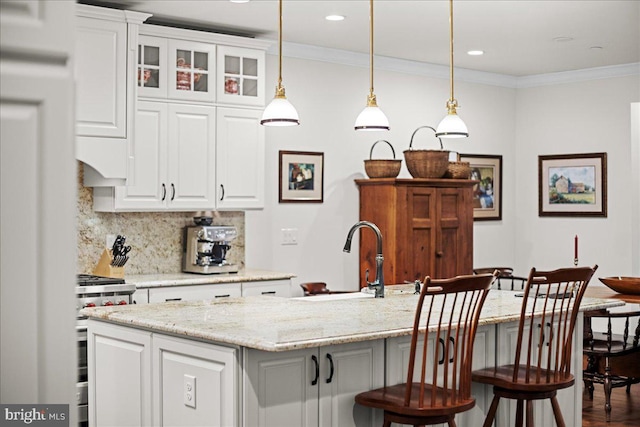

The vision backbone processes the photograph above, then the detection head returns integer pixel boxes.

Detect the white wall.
[247,54,517,293]
[514,75,640,279]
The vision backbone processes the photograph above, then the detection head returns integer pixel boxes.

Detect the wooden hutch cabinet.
[355,179,475,287]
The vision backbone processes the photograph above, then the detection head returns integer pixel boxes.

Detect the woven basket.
[364,140,402,178]
[403,126,450,178]
[444,161,471,179]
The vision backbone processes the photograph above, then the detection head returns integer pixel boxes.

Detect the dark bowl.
[598,277,640,295]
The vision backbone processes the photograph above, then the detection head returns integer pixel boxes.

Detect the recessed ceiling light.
[230,0,250,3]
[553,36,574,43]
[467,50,484,56]
[590,46,604,51]
[325,15,345,21]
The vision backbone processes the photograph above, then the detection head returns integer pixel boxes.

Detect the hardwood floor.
[582,382,640,426]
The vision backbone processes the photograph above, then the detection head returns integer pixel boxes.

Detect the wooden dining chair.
[473,266,527,290]
[472,265,598,427]
[299,282,330,296]
[583,308,640,422]
[355,271,498,427]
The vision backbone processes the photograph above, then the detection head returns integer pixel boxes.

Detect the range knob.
[103,301,114,306]
[117,300,128,305]
[84,302,96,308]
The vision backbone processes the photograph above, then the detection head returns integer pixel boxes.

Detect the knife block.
[92,249,125,278]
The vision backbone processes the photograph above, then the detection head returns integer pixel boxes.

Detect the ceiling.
[93,0,639,77]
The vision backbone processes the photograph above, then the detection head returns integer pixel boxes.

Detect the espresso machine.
[182,217,239,274]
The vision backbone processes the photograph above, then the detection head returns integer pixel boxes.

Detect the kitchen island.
[83,287,622,427]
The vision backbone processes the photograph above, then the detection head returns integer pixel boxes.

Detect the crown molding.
[263,39,639,89]
[516,63,640,88]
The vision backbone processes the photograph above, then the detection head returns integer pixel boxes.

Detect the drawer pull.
[165,298,182,302]
[261,291,277,295]
[215,294,231,298]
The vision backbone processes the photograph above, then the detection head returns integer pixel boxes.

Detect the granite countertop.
[128,269,296,289]
[82,287,623,352]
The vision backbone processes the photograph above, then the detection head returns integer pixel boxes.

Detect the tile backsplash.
[77,163,245,275]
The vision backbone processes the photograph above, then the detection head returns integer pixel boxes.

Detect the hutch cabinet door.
[434,187,473,279]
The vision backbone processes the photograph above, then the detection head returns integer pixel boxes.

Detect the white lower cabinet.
[88,321,238,427]
[494,317,582,427]
[244,340,384,427]
[88,321,152,427]
[241,280,291,298]
[153,334,238,427]
[385,325,495,427]
[148,283,242,303]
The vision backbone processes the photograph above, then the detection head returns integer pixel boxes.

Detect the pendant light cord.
[448,0,455,103]
[369,0,374,96]
[277,0,283,89]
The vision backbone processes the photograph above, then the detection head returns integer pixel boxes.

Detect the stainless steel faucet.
[343,221,384,298]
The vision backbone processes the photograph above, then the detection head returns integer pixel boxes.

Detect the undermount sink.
[293,292,376,302]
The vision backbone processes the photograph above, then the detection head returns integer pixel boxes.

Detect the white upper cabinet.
[217,45,265,106]
[75,17,127,138]
[93,101,217,212]
[75,5,151,185]
[168,40,216,102]
[136,35,167,99]
[216,107,265,210]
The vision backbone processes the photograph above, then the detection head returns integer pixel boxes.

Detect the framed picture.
[279,150,324,203]
[538,152,607,217]
[460,154,503,221]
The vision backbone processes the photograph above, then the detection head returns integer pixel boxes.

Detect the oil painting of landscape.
[538,152,607,217]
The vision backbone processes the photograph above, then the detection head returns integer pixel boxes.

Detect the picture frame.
[538,152,607,217]
[460,154,503,221]
[279,150,324,203]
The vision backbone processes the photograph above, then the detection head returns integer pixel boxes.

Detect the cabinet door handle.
[261,291,276,295]
[161,183,166,201]
[220,184,225,201]
[214,294,231,298]
[449,336,455,363]
[326,354,334,384]
[438,338,445,365]
[311,355,319,386]
[165,298,182,302]
[171,183,175,201]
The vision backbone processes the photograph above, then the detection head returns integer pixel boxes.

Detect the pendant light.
[261,0,299,126]
[435,0,468,138]
[354,0,389,131]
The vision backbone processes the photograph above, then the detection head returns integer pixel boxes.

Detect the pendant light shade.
[435,0,468,139]
[355,0,389,131]
[261,0,299,126]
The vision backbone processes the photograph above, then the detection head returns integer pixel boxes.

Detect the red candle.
[574,235,578,259]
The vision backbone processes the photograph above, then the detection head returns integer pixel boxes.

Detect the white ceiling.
[97,0,639,77]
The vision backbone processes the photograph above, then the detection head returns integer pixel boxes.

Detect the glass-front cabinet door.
[168,40,215,102]
[217,45,265,106]
[137,35,167,98]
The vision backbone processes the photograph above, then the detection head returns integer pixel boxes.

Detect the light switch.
[281,228,298,245]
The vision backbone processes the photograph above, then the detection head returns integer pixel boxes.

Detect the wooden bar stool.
[354,272,498,427]
[472,265,598,427]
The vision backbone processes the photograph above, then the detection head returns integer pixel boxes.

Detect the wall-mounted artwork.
[538,152,607,217]
[460,154,502,221]
[279,151,324,203]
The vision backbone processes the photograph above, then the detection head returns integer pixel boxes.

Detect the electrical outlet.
[281,228,298,245]
[105,234,116,249]
[184,374,196,408]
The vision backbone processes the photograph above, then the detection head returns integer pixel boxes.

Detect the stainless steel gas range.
[76,274,136,426]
